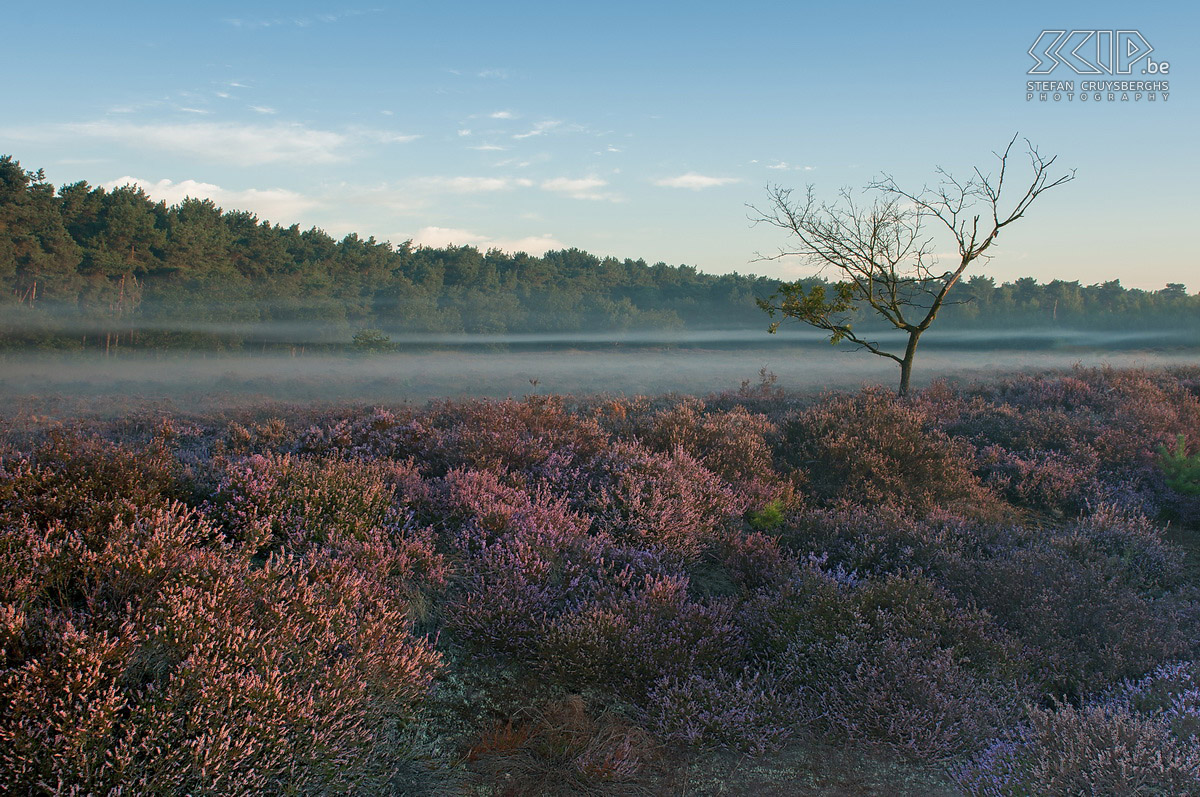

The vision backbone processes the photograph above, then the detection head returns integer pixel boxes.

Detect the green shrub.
[1159,434,1200,496]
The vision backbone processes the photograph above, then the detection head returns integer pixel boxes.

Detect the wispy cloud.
[355,127,421,145]
[4,120,419,166]
[56,121,350,165]
[478,69,510,79]
[654,172,742,190]
[411,176,533,193]
[513,120,562,139]
[468,144,507,151]
[490,110,516,119]
[765,161,816,171]
[541,176,618,201]
[222,9,375,30]
[249,105,277,114]
[102,176,319,222]
[410,226,563,254]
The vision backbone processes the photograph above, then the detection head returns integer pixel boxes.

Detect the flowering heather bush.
[974,444,1100,516]
[579,441,746,562]
[0,502,442,794]
[766,572,1028,760]
[220,416,300,456]
[639,399,785,505]
[0,430,184,531]
[940,368,1200,518]
[955,700,1200,796]
[436,468,618,657]
[941,513,1197,698]
[424,396,611,476]
[300,397,611,480]
[778,502,983,577]
[781,387,994,514]
[1108,660,1200,741]
[540,574,744,698]
[210,451,435,546]
[643,669,806,754]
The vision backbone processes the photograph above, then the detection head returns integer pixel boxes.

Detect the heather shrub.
[955,700,1200,796]
[540,574,743,698]
[762,571,1027,760]
[464,695,662,796]
[643,669,806,754]
[710,529,795,592]
[777,502,982,577]
[0,503,442,794]
[219,416,299,456]
[0,430,183,531]
[437,469,612,657]
[974,444,1099,516]
[946,368,1200,515]
[304,397,612,479]
[296,406,420,459]
[210,453,432,547]
[1109,660,1200,741]
[942,512,1197,698]
[781,387,992,514]
[640,399,784,504]
[425,396,610,477]
[581,441,745,562]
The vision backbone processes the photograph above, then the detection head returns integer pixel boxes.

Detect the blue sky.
[2,1,1195,289]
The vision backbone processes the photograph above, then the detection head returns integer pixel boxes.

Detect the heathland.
[3,367,1200,793]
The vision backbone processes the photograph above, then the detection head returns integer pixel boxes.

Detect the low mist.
[4,328,1200,417]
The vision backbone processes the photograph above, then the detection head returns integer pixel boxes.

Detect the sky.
[2,0,1196,289]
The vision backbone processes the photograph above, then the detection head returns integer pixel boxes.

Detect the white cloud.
[541,176,616,201]
[410,226,563,254]
[56,121,350,165]
[249,105,277,114]
[178,107,209,115]
[356,128,421,144]
[14,121,419,166]
[653,172,742,190]
[102,176,319,222]
[222,10,372,29]
[458,128,472,136]
[412,176,533,193]
[410,226,484,248]
[765,161,816,172]
[490,110,515,119]
[478,69,510,79]
[468,144,506,151]
[513,120,561,139]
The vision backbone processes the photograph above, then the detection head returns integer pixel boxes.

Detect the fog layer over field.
[4,328,1200,413]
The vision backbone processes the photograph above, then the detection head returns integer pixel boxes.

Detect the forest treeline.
[2,154,1198,352]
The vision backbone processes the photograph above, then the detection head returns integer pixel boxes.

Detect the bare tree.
[751,135,1074,396]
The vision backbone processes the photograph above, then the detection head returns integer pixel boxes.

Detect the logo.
[1028,30,1168,75]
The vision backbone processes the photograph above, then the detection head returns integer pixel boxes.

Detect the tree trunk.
[898,330,921,396]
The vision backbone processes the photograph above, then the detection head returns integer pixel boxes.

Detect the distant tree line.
[1,155,1197,352]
